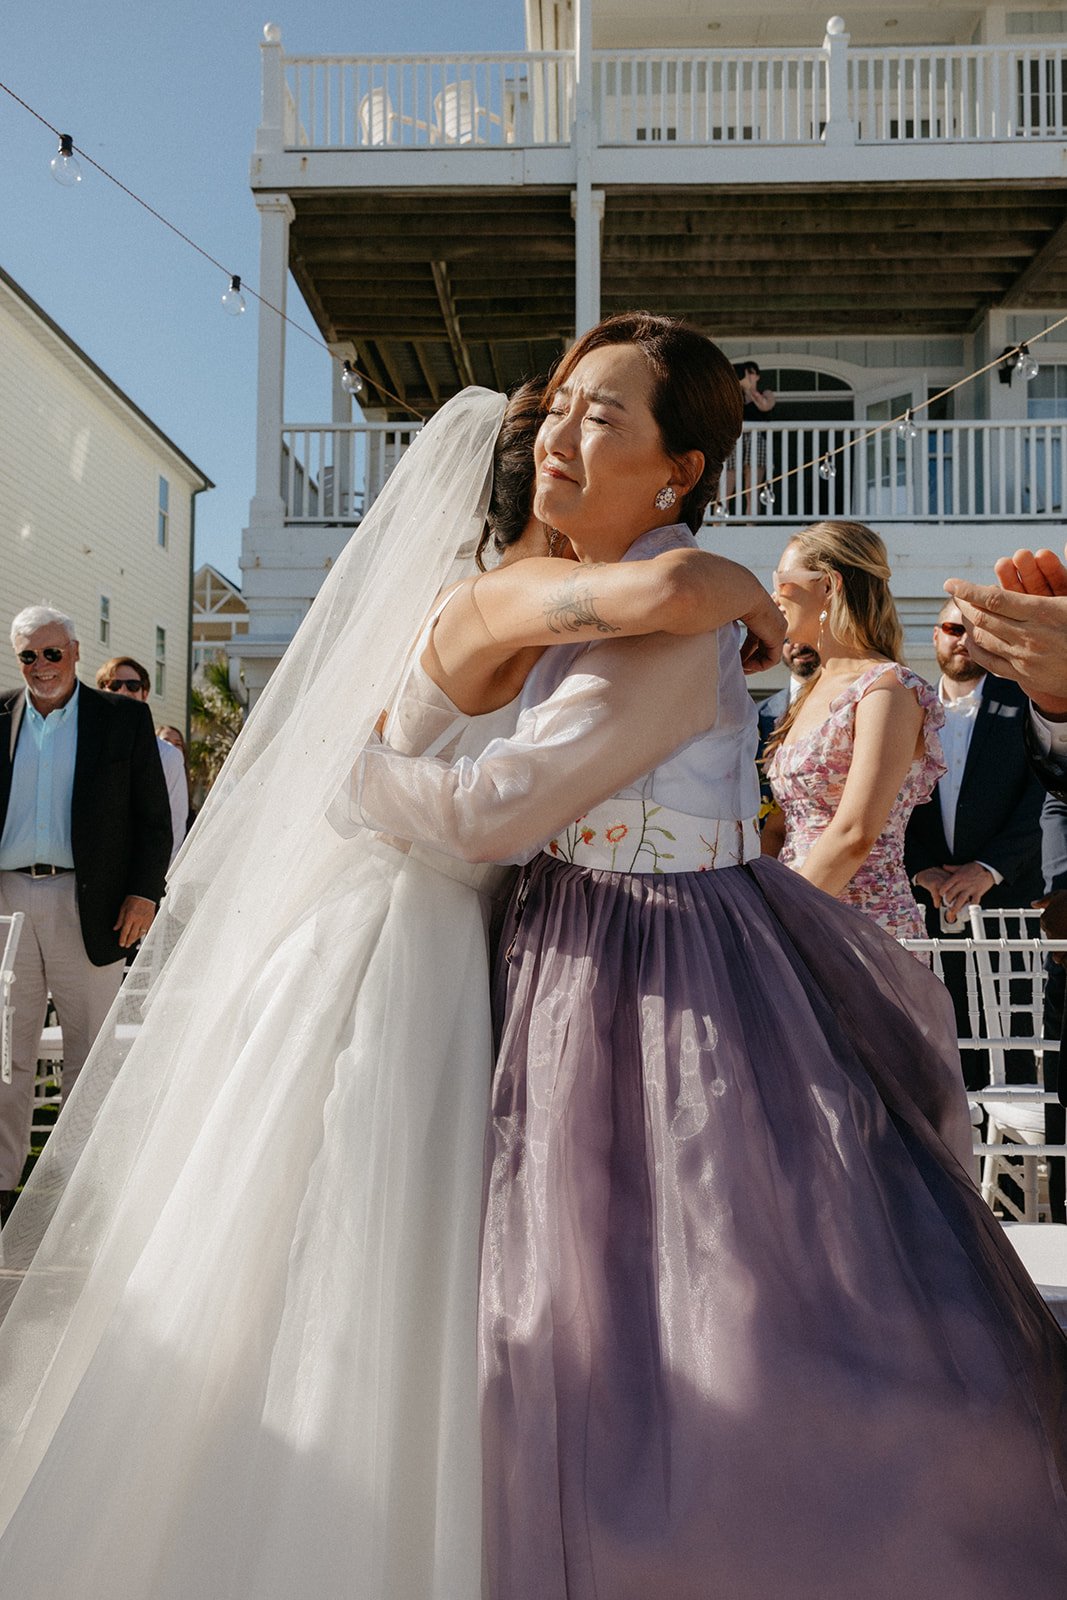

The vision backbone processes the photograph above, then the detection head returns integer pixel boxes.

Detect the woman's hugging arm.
[354,631,719,864]
[434,550,783,670]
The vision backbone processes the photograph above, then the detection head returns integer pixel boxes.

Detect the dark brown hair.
[544,312,743,532]
[96,655,150,692]
[475,377,546,571]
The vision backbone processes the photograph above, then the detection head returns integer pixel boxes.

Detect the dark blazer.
[755,687,789,817]
[1026,713,1067,804]
[904,674,1045,927]
[0,684,172,965]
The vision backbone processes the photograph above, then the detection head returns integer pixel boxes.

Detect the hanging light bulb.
[758,485,776,509]
[896,409,919,441]
[710,500,728,519]
[1015,344,1040,382]
[221,275,246,316]
[50,133,82,188]
[818,454,837,480]
[341,360,365,397]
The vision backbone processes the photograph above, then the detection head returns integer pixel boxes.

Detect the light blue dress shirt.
[0,684,79,869]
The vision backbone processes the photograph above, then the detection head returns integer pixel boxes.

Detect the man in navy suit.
[905,601,1044,929]
[905,601,1044,1089]
[0,605,171,1212]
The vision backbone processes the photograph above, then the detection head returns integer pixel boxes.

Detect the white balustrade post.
[257,22,285,155]
[822,15,855,146]
[572,0,602,335]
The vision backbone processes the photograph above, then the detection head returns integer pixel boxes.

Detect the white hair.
[10,605,78,646]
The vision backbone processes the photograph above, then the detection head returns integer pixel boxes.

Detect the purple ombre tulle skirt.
[482,853,1067,1600]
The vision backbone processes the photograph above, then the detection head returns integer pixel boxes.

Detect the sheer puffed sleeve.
[353,631,718,864]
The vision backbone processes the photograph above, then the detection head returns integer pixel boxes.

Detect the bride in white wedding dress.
[0,384,781,1598]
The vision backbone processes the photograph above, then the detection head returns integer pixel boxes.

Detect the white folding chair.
[0,913,25,1087]
[968,907,1058,1221]
[358,87,397,146]
[433,81,504,145]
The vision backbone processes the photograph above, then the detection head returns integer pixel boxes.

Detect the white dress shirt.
[936,674,1001,882]
[157,737,188,866]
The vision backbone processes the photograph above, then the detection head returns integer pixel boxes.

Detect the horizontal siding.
[0,302,199,731]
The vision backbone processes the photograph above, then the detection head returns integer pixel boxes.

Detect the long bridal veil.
[0,388,507,1574]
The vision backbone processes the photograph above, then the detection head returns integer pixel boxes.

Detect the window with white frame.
[99,595,110,646]
[157,476,170,549]
[155,625,166,697]
[1027,365,1067,419]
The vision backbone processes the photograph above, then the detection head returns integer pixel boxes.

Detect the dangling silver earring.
[818,608,828,653]
[654,485,677,511]
[544,525,565,558]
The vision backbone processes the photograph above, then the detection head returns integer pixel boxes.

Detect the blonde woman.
[763,520,944,938]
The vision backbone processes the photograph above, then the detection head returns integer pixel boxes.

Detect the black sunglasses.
[17,647,68,665]
[105,678,147,694]
[937,622,966,638]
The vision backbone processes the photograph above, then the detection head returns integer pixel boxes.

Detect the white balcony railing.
[282,423,423,522]
[594,49,827,146]
[849,45,1067,142]
[282,53,574,149]
[717,420,1067,523]
[272,38,1067,152]
[282,420,1067,527]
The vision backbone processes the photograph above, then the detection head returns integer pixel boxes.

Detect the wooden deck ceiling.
[287,181,1067,418]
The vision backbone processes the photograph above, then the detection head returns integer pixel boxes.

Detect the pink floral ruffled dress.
[767,662,946,939]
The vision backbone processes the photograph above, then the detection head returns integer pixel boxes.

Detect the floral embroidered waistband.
[545,797,762,874]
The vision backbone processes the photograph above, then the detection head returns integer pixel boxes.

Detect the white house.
[192,563,249,677]
[0,266,212,730]
[239,2,1067,694]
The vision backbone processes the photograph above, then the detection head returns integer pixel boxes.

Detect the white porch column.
[249,193,295,522]
[238,189,296,704]
[822,17,856,147]
[572,0,602,335]
[572,189,605,338]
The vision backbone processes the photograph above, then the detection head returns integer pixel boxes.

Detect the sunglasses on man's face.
[17,647,67,665]
[105,678,147,694]
[937,622,966,638]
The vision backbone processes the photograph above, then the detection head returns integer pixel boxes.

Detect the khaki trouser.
[0,872,124,1188]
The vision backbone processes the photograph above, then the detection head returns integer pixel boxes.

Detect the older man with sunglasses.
[0,606,172,1217]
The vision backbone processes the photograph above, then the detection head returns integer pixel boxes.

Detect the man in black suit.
[946,546,1067,1161]
[906,601,1044,927]
[0,605,172,1210]
[905,600,1044,1088]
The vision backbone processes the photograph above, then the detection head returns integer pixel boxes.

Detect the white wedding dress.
[0,602,515,1597]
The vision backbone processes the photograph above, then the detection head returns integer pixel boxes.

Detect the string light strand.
[0,78,425,421]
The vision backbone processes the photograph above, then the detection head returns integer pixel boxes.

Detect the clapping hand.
[944,544,1067,717]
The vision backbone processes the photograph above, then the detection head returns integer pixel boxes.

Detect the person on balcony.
[353,320,1067,1597]
[760,520,944,940]
[725,358,776,516]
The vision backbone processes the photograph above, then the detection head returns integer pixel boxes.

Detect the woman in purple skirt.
[357,314,1067,1598]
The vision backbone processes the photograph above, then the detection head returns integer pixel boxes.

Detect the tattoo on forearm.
[543,576,622,636]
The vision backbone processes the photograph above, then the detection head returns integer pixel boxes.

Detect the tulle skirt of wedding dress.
[0,845,494,1599]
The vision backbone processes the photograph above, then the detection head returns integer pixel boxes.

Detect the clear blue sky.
[1,1,526,580]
